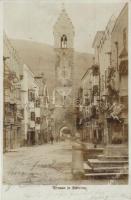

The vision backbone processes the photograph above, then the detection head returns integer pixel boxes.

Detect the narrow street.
[3,141,74,185]
[3,140,127,185]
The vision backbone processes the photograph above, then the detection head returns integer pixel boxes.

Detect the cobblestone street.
[3,140,127,185]
[3,141,74,185]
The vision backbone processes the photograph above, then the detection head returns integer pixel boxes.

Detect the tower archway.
[59,125,72,138]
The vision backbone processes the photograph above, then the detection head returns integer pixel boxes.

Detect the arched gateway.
[59,126,72,137]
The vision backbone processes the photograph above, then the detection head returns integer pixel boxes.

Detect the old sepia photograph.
[3,1,128,186]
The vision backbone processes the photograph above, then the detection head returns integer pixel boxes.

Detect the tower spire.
[62,2,65,10]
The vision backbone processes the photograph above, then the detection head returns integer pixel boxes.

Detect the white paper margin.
[0,0,131,199]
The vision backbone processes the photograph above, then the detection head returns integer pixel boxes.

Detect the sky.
[3,0,126,53]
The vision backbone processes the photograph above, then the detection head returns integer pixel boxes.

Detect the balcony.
[83,98,90,106]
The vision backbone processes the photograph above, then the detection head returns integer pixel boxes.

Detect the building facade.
[92,16,116,144]
[35,73,51,143]
[79,68,93,142]
[21,64,41,145]
[78,3,128,146]
[3,33,23,152]
[108,4,128,144]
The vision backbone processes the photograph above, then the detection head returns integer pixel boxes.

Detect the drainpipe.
[3,56,10,152]
[97,46,101,110]
[115,41,118,71]
[115,41,120,103]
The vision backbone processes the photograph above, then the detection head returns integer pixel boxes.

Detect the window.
[31,112,35,121]
[61,34,67,48]
[21,109,24,118]
[36,117,40,124]
[4,102,10,114]
[28,89,35,102]
[120,96,128,106]
[93,85,99,96]
[78,87,83,98]
[92,64,99,76]
[84,98,90,106]
[20,75,23,80]
[10,103,16,112]
[36,99,40,107]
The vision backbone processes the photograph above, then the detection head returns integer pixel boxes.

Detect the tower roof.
[53,6,75,34]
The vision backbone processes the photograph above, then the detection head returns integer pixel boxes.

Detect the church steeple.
[53,5,75,49]
[53,3,75,108]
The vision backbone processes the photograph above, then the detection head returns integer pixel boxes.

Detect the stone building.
[79,67,93,142]
[92,16,116,144]
[90,3,128,145]
[107,3,128,144]
[3,33,23,152]
[53,6,75,137]
[21,64,40,145]
[78,3,128,146]
[35,73,51,143]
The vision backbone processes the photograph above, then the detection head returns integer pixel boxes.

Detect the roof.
[53,7,74,33]
[81,67,92,81]
[111,3,128,34]
[92,15,116,49]
[92,31,104,48]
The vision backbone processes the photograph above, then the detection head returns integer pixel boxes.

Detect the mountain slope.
[11,39,93,95]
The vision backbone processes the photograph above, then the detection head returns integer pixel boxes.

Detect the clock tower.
[53,6,75,107]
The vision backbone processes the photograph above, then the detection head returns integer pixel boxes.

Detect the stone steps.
[83,159,128,179]
[83,147,104,160]
[84,172,128,179]
[84,162,128,173]
[87,159,128,167]
[104,145,128,157]
[98,155,128,161]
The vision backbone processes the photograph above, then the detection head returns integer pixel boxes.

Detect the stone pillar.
[72,141,84,179]
[104,117,109,145]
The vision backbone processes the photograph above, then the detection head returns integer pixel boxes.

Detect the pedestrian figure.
[50,135,54,144]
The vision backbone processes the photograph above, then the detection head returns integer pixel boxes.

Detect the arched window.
[61,34,67,48]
